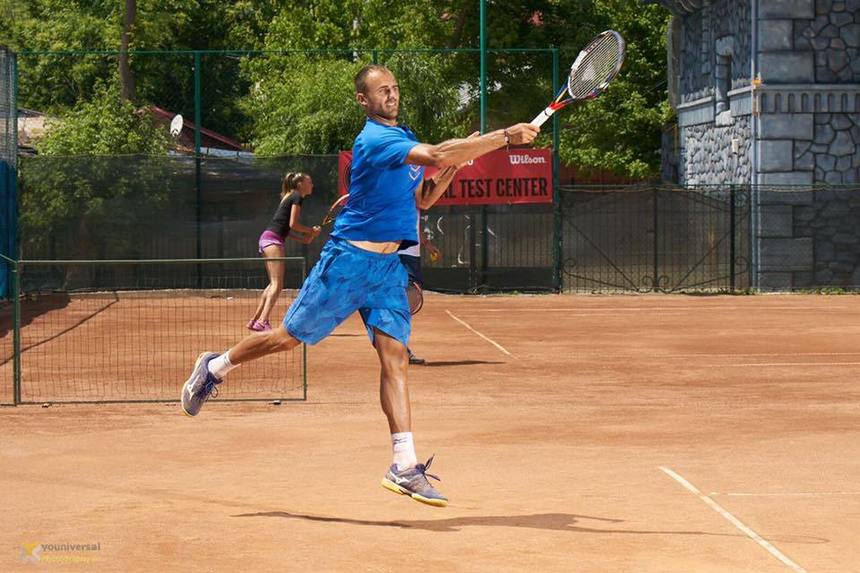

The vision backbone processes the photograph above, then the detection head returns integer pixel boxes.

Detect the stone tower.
[652,0,860,289]
[654,0,860,185]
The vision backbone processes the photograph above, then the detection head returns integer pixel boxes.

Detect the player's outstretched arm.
[416,166,458,210]
[406,123,539,169]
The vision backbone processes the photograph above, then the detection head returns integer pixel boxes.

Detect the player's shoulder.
[357,118,417,142]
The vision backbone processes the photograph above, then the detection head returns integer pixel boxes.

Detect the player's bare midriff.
[348,239,401,254]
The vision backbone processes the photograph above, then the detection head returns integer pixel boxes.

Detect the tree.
[555,1,673,178]
[240,0,472,155]
[20,82,174,259]
[119,0,136,101]
[439,0,672,178]
[1,0,673,176]
[34,81,168,155]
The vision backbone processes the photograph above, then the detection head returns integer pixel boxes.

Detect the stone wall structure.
[652,0,860,288]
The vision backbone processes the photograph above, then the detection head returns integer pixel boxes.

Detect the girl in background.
[248,172,320,331]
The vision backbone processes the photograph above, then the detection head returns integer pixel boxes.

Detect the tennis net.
[1,257,306,404]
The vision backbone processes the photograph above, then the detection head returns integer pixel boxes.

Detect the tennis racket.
[406,280,424,315]
[169,114,184,137]
[531,30,625,127]
[320,194,349,227]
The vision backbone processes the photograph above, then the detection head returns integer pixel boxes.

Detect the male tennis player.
[181,64,539,507]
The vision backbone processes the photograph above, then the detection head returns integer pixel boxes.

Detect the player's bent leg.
[229,325,301,364]
[181,327,300,417]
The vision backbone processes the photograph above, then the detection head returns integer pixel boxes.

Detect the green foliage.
[2,0,673,177]
[449,0,672,178]
[22,81,174,256]
[383,53,473,144]
[241,55,364,155]
[19,153,181,258]
[556,0,672,178]
[35,82,169,155]
[1,0,117,111]
[558,83,673,178]
[240,2,472,154]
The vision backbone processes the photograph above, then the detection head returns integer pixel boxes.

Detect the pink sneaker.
[250,320,271,332]
[246,319,258,331]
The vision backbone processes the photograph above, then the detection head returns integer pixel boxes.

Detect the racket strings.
[569,36,622,99]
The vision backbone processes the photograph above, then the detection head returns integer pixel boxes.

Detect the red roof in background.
[150,106,245,151]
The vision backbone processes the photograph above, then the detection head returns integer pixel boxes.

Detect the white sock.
[392,432,418,470]
[208,351,237,379]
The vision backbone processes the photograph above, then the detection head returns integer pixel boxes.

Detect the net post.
[12,258,21,405]
[478,0,488,290]
[193,51,203,286]
[652,187,659,291]
[479,0,487,135]
[469,212,477,291]
[729,184,737,290]
[193,51,202,155]
[552,47,562,292]
[480,206,488,289]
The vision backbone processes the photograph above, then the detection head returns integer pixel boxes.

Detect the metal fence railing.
[0,46,17,298]
[16,165,860,296]
[559,186,752,293]
[560,184,860,293]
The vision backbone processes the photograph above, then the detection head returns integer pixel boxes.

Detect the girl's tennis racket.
[320,194,349,227]
[531,30,625,128]
[407,280,424,315]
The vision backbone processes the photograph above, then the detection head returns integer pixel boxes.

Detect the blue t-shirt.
[332,119,424,247]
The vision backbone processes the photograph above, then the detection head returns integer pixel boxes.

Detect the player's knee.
[380,353,408,378]
[270,325,299,352]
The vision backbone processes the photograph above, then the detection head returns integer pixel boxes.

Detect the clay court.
[2,293,860,572]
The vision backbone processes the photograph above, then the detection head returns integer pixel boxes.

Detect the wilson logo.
[509,154,546,165]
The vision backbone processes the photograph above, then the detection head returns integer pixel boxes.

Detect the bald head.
[354,64,392,95]
[354,64,400,124]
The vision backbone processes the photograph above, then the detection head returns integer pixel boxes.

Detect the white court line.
[445,310,512,357]
[659,466,808,573]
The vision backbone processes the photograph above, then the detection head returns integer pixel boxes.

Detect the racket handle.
[531,106,555,127]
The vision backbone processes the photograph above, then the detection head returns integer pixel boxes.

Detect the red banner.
[337,148,552,206]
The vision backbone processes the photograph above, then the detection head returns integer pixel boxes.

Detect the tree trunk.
[447,2,471,49]
[119,0,136,102]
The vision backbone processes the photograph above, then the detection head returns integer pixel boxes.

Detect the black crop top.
[265,192,304,237]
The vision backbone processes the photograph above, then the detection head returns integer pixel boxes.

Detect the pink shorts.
[258,230,285,253]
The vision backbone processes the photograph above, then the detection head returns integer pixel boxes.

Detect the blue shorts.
[398,254,423,286]
[283,238,411,346]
